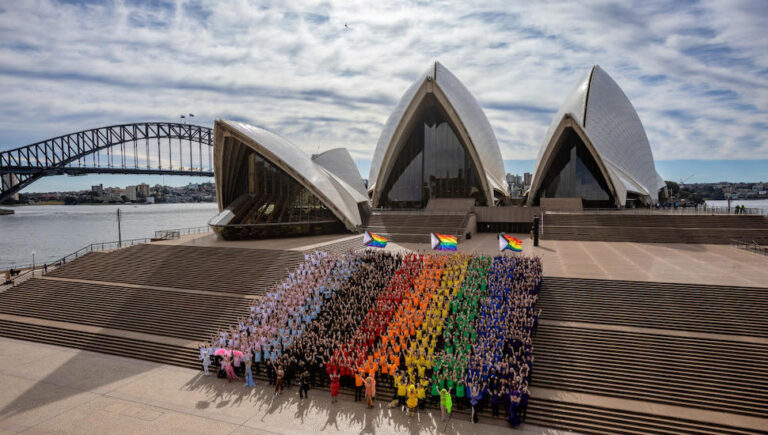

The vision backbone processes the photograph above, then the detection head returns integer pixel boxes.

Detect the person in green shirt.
[439,388,453,421]
[430,376,440,406]
[455,379,466,410]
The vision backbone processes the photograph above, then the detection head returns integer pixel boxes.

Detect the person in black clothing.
[266,360,276,385]
[491,388,500,417]
[298,368,311,399]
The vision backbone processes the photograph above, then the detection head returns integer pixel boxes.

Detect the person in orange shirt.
[354,369,364,402]
[365,373,376,409]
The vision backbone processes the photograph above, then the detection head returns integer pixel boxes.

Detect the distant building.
[123,185,137,201]
[91,184,103,196]
[523,172,532,188]
[506,173,522,186]
[506,174,523,198]
[136,183,150,197]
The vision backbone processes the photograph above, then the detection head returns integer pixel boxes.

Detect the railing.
[369,208,470,216]
[153,226,210,240]
[56,238,152,266]
[154,230,180,240]
[1,225,212,288]
[1,238,150,288]
[155,225,211,236]
[546,206,766,216]
[731,239,768,256]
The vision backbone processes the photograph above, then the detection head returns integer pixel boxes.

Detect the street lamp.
[31,250,35,274]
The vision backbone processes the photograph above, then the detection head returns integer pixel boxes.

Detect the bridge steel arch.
[0,122,214,202]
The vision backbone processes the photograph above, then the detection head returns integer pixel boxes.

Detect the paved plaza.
[177,232,768,288]
[0,338,566,435]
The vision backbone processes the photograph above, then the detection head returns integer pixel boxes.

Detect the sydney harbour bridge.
[0,122,214,202]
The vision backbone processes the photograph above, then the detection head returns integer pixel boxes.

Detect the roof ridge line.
[583,65,598,127]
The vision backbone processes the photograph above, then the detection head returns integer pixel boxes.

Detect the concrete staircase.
[538,277,768,337]
[531,276,768,433]
[542,214,768,244]
[525,398,757,435]
[0,319,199,369]
[48,244,304,295]
[0,279,250,341]
[533,324,768,417]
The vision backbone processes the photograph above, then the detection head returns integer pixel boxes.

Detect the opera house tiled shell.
[368,62,509,208]
[527,65,666,207]
[210,120,367,240]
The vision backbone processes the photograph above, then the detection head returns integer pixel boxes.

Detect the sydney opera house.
[210,61,666,239]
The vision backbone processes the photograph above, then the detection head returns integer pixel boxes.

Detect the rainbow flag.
[431,233,458,251]
[499,234,523,252]
[363,231,388,248]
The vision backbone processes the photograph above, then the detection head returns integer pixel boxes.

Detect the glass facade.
[227,151,338,225]
[534,128,615,208]
[379,95,486,208]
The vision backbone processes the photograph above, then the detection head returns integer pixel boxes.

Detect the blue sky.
[1,0,767,193]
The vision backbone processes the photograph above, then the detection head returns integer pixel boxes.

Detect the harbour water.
[0,203,218,270]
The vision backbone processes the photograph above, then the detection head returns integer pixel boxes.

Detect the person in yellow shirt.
[406,384,418,416]
[417,377,428,409]
[396,373,407,409]
[417,362,426,378]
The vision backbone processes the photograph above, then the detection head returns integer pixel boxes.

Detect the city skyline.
[19,157,768,194]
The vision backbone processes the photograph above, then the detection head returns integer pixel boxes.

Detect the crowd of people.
[466,256,540,425]
[432,256,492,411]
[199,249,542,428]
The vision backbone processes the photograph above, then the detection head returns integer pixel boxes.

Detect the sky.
[0,0,766,193]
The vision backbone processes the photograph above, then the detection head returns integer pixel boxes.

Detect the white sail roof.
[530,65,666,205]
[312,148,367,197]
[369,61,508,204]
[214,120,365,229]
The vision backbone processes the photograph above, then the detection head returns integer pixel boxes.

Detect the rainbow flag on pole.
[431,233,458,251]
[499,234,523,252]
[363,231,388,248]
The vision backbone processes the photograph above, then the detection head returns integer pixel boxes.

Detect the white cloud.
[0,0,766,168]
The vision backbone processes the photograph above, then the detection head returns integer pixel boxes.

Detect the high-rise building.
[136,183,150,197]
[123,185,137,201]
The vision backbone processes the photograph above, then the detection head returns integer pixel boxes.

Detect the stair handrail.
[545,205,766,216]
[730,238,768,256]
[2,225,213,288]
